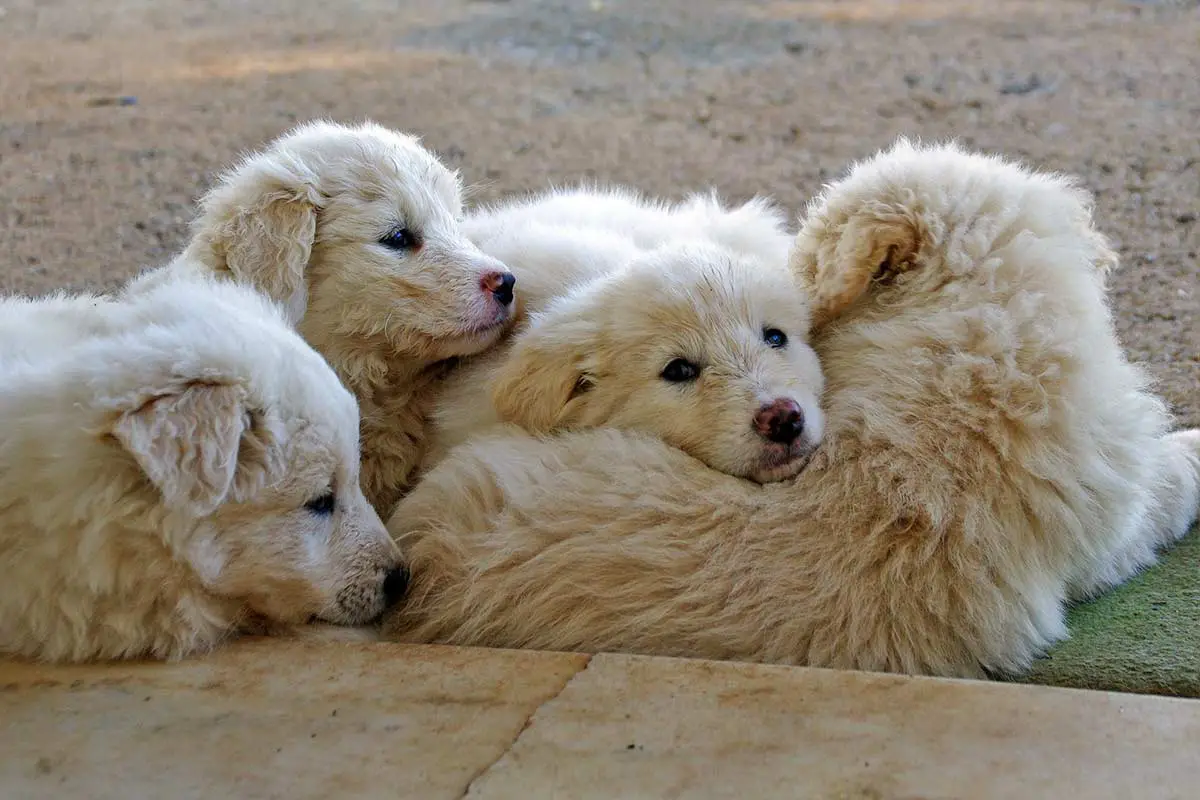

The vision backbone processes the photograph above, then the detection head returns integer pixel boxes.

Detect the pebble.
[999,74,1043,95]
[87,95,138,107]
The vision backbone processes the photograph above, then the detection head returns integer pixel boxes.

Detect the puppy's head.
[109,280,407,626]
[187,120,516,366]
[790,138,1118,329]
[490,243,825,483]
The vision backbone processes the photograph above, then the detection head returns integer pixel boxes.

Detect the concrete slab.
[4,641,1199,799]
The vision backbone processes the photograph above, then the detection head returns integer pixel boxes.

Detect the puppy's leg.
[1070,429,1200,600]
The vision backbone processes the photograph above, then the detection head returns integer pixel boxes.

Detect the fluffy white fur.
[129,120,517,515]
[0,275,405,662]
[382,140,1200,678]
[423,240,824,483]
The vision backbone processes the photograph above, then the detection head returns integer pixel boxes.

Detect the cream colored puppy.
[130,120,517,515]
[383,140,1200,678]
[423,241,824,483]
[422,184,803,472]
[0,276,406,662]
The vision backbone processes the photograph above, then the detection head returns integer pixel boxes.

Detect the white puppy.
[130,120,517,515]
[417,185,813,477]
[424,241,824,483]
[0,276,406,662]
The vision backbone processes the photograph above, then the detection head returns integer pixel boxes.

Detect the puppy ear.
[192,158,320,324]
[112,381,254,516]
[490,336,591,434]
[792,201,922,328]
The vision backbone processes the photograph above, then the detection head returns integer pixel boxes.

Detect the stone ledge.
[3,639,1198,799]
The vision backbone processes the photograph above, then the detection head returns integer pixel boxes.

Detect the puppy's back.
[464,186,793,317]
[0,292,115,366]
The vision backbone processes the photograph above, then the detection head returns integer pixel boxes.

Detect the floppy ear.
[112,381,256,517]
[193,159,320,324]
[490,335,593,434]
[793,201,922,329]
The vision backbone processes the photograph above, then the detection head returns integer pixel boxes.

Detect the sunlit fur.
[130,120,514,515]
[382,140,1200,678]
[0,275,402,662]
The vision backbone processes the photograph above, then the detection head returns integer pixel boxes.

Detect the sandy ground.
[1,0,1196,424]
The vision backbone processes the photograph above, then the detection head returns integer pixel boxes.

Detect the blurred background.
[0,0,1196,424]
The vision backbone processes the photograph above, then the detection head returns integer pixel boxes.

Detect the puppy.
[423,241,824,483]
[129,120,517,515]
[421,184,801,471]
[462,185,793,316]
[381,140,1200,678]
[0,276,407,662]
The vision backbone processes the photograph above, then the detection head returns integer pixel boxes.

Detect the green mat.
[1017,524,1200,697]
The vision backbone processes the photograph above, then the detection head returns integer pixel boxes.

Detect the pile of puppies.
[2,120,1196,678]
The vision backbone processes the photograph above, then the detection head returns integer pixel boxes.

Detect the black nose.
[492,272,516,306]
[754,399,805,445]
[382,564,410,608]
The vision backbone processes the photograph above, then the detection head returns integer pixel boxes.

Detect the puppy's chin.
[316,605,386,627]
[457,300,518,341]
[435,318,510,359]
[747,445,815,484]
[395,310,514,363]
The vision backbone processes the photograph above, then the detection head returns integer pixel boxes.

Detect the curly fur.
[381,140,1200,678]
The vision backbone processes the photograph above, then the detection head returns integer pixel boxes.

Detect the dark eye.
[379,227,419,251]
[763,328,788,349]
[304,490,336,516]
[661,358,700,383]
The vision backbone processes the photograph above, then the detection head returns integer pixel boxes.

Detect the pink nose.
[480,271,516,306]
[754,398,805,445]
